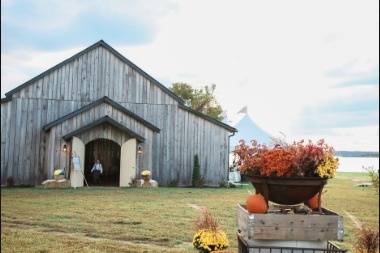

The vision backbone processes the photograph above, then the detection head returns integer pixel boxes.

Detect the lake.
[337,156,379,172]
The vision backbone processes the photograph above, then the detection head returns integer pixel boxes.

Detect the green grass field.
[1,172,378,252]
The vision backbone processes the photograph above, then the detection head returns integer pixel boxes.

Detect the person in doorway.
[91,160,103,185]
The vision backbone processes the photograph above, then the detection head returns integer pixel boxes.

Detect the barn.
[1,40,236,187]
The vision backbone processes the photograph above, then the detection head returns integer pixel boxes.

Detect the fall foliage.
[234,139,338,178]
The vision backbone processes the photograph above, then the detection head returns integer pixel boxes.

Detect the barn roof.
[43,96,160,132]
[4,40,237,133]
[178,104,237,132]
[0,97,11,103]
[62,115,145,142]
[4,40,184,104]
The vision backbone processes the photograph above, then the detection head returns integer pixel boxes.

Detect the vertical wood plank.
[1,102,10,184]
[109,53,115,100]
[15,99,24,184]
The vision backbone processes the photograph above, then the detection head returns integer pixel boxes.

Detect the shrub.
[365,166,379,192]
[128,177,140,187]
[218,180,226,188]
[354,227,379,253]
[168,179,179,187]
[194,208,219,231]
[6,177,14,187]
[192,155,203,187]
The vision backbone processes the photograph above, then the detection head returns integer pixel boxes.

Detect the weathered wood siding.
[118,103,230,186]
[10,46,178,105]
[0,43,232,186]
[1,101,12,184]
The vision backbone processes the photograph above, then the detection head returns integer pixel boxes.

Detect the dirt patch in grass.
[2,226,187,253]
[187,203,204,210]
[41,228,69,233]
[85,232,101,238]
[113,220,142,225]
[344,210,363,229]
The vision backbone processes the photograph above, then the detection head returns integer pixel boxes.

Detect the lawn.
[1,172,378,253]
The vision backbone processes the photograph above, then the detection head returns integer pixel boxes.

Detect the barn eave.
[62,115,145,142]
[178,104,237,133]
[42,96,160,133]
[0,97,11,103]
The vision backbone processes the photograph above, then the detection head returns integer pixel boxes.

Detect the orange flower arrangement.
[234,139,338,178]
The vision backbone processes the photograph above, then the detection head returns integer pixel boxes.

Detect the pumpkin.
[246,194,268,213]
[307,193,321,210]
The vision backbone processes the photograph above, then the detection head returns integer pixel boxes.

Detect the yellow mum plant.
[192,208,229,253]
[316,153,339,178]
[193,229,229,253]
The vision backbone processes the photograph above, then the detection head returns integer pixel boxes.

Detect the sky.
[1,0,379,151]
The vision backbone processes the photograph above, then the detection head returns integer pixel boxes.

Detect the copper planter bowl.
[248,175,327,205]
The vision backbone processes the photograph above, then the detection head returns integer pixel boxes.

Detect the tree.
[170,82,224,121]
[192,155,203,187]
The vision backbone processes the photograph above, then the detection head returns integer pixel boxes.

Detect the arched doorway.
[84,138,121,186]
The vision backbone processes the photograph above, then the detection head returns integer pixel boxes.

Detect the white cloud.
[292,125,379,151]
[1,0,85,32]
[1,46,82,95]
[1,0,378,150]
[114,0,378,135]
[1,0,178,33]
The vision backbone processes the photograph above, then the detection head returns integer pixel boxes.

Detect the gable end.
[4,40,184,104]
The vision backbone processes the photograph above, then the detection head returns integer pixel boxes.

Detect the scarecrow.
[139,170,158,187]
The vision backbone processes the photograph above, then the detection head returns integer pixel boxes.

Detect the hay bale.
[54,175,65,180]
[56,179,70,188]
[41,179,70,188]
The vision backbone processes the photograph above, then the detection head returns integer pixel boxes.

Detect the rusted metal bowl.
[248,175,327,205]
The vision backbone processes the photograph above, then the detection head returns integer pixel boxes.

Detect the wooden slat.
[236,204,344,241]
[105,49,111,98]
[109,52,116,101]
[16,99,28,184]
[87,48,94,101]
[6,100,16,182]
[33,99,42,184]
[41,75,47,99]
[54,66,60,99]
[11,99,21,183]
[22,99,32,184]
[67,59,72,100]
[63,63,69,100]
[82,51,88,101]
[94,47,100,98]
[0,102,11,184]
[39,99,48,182]
[99,47,105,98]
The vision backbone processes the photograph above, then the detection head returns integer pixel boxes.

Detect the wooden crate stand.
[237,204,344,242]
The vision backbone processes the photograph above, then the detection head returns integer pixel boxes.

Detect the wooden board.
[236,204,344,242]
[70,136,84,187]
[120,138,137,187]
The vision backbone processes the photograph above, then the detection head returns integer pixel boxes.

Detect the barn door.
[120,138,137,187]
[70,136,85,187]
